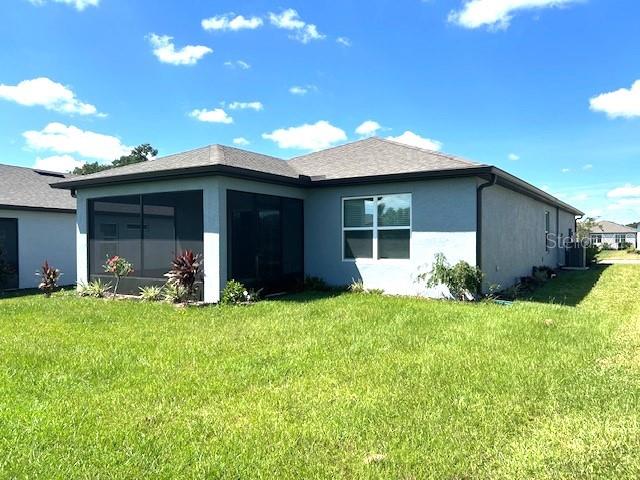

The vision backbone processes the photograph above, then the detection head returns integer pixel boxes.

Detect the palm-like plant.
[164,250,202,303]
[36,260,61,297]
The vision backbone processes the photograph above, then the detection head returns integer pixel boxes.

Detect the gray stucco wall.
[0,208,77,289]
[304,178,478,296]
[481,184,576,290]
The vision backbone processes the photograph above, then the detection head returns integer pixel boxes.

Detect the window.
[545,211,551,252]
[343,194,411,260]
[615,234,626,245]
[590,234,602,244]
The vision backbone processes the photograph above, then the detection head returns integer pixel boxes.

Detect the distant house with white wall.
[52,137,583,301]
[0,164,77,289]
[590,220,638,250]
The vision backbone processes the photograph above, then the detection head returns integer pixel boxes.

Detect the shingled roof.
[0,164,76,212]
[289,137,482,180]
[50,137,583,215]
[590,220,638,234]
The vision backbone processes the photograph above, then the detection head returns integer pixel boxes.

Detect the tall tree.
[71,144,157,175]
[112,144,158,168]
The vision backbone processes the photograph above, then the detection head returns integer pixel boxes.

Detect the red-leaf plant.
[37,260,61,297]
[164,250,202,303]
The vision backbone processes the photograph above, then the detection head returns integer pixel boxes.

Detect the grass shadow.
[0,285,76,300]
[522,265,609,307]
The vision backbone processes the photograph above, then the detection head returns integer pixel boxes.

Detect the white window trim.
[341,193,412,262]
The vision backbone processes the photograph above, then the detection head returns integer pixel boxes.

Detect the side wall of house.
[481,184,576,290]
[304,177,478,296]
[0,208,77,289]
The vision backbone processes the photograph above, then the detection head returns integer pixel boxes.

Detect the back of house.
[52,137,582,302]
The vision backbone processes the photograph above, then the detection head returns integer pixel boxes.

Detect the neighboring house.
[590,220,638,250]
[0,164,77,289]
[52,137,583,302]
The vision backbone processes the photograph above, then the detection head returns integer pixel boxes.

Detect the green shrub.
[304,275,331,292]
[348,278,366,293]
[78,279,112,298]
[418,253,483,301]
[139,285,163,302]
[586,245,600,264]
[162,282,187,304]
[348,278,384,295]
[220,279,259,305]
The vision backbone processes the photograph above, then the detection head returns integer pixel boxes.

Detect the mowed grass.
[597,249,640,260]
[1,266,640,479]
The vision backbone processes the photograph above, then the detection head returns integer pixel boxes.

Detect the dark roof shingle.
[0,164,76,211]
[289,137,483,179]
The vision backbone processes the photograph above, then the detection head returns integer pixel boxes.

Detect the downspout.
[556,206,560,266]
[476,173,497,271]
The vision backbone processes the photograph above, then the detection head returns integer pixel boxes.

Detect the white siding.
[0,208,76,289]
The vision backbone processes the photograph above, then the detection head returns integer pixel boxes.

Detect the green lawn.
[597,249,640,260]
[1,265,640,478]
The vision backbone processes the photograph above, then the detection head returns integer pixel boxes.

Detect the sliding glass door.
[88,190,203,296]
[0,218,18,290]
[227,190,303,293]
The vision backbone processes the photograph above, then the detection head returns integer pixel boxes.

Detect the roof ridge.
[375,136,479,166]
[289,137,375,161]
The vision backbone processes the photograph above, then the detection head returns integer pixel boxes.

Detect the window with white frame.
[590,234,602,244]
[615,234,626,244]
[342,194,411,260]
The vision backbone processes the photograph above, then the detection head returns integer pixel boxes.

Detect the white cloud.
[386,131,443,151]
[228,101,263,111]
[33,154,84,173]
[355,120,382,137]
[561,168,571,173]
[607,198,640,211]
[449,0,579,30]
[607,184,640,199]
[508,153,520,161]
[337,36,352,47]
[148,33,212,66]
[28,0,99,11]
[289,85,317,95]
[202,14,263,31]
[0,77,102,116]
[268,9,325,43]
[589,80,640,119]
[189,108,233,124]
[23,123,131,162]
[224,60,251,69]
[262,120,347,150]
[583,163,593,170]
[233,137,250,146]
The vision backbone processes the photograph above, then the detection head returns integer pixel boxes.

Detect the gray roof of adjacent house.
[590,220,638,234]
[0,164,76,213]
[51,137,584,215]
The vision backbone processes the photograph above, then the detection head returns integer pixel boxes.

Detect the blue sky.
[1,0,639,223]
